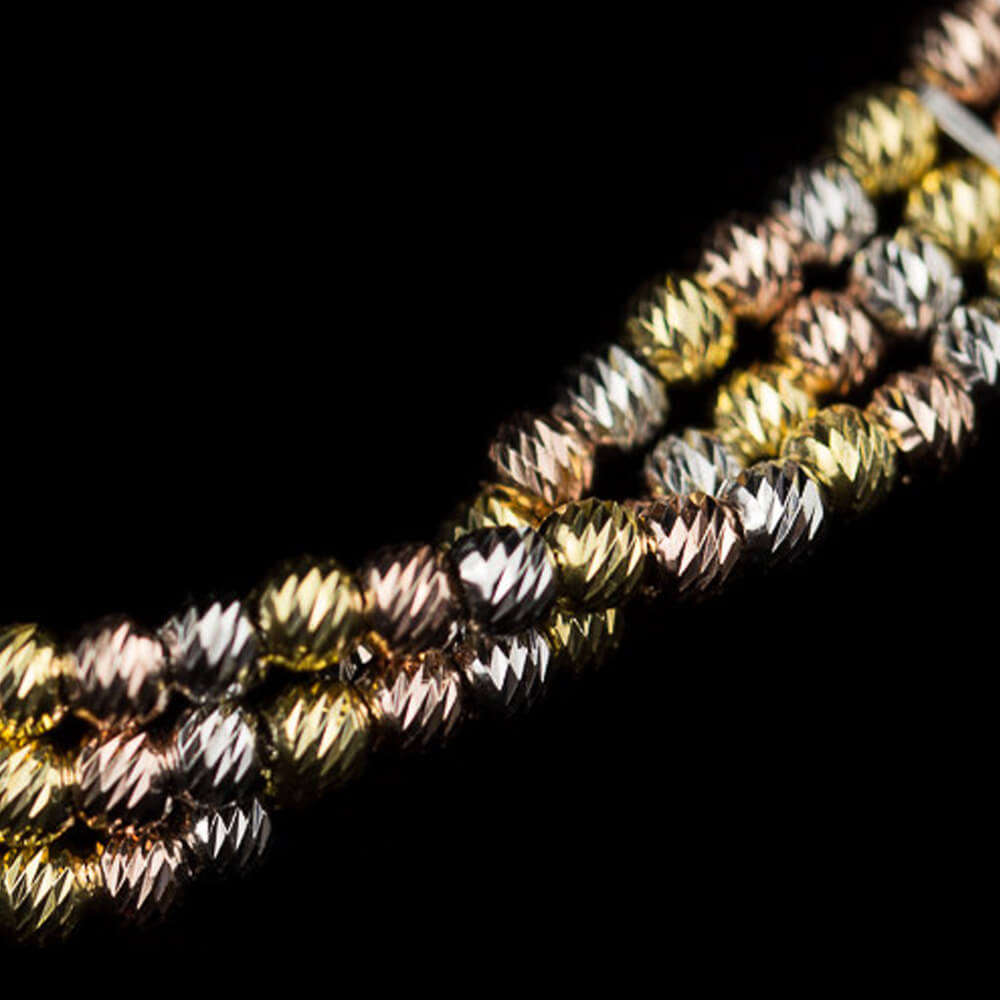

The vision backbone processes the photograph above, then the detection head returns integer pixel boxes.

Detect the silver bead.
[931,297,1000,395]
[186,798,272,877]
[171,704,261,806]
[99,833,193,923]
[642,429,743,499]
[458,630,552,714]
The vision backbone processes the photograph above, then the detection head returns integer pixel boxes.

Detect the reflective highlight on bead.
[931,298,1000,393]
[172,704,261,806]
[545,608,624,674]
[458,630,552,714]
[643,429,743,500]
[988,245,1000,297]
[0,624,69,745]
[0,740,74,847]
[187,798,272,877]
[100,833,193,923]
[438,482,549,545]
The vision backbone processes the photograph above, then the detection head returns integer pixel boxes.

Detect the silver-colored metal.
[171,704,261,806]
[918,84,1000,167]
[99,834,193,923]
[449,526,557,634]
[643,429,743,499]
[931,297,1000,394]
[186,798,272,877]
[458,630,552,714]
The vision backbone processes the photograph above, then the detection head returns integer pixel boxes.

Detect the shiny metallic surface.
[172,704,261,806]
[489,411,595,506]
[438,482,550,545]
[849,230,963,338]
[545,608,624,674]
[99,833,193,923]
[696,214,803,323]
[988,244,1000,296]
[0,740,74,847]
[918,82,1000,167]
[540,499,647,611]
[255,557,365,672]
[833,84,938,195]
[360,543,463,652]
[458,629,552,714]
[187,798,272,877]
[0,624,70,745]
[931,297,1000,393]
[449,526,556,633]
[643,429,743,500]
[780,405,899,514]
[774,290,885,397]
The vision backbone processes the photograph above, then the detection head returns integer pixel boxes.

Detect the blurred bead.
[931,297,1000,393]
[259,679,371,807]
[99,833,193,923]
[69,617,169,730]
[774,291,884,397]
[988,244,1000,296]
[634,494,744,597]
[540,499,647,611]
[458,630,552,714]
[904,159,1000,261]
[186,798,272,877]
[360,543,463,652]
[74,729,172,831]
[545,608,624,674]
[0,624,70,745]
[160,599,263,703]
[0,740,74,847]
[643,429,743,500]
[773,160,878,266]
[696,214,803,323]
[623,274,735,384]
[438,482,549,545]
[832,85,938,195]
[449,527,556,633]
[255,557,365,672]
[868,366,975,469]
[171,704,260,806]
[723,460,826,562]
[780,405,898,514]
[489,411,595,505]
[849,230,963,338]
[712,363,816,463]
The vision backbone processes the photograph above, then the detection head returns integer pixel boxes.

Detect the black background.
[3,0,997,983]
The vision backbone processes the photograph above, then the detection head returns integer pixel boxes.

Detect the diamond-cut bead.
[99,834,193,923]
[438,482,549,545]
[458,630,552,714]
[0,740,74,847]
[171,704,261,806]
[931,297,1000,394]
[186,798,272,877]
[544,608,624,674]
[0,624,70,745]
[643,429,743,500]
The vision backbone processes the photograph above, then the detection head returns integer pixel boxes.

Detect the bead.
[540,499,647,611]
[99,833,193,923]
[696,214,803,323]
[259,679,371,807]
[69,617,169,730]
[868,366,975,469]
[643,429,743,500]
[773,291,884,397]
[449,527,556,633]
[931,298,1000,393]
[623,274,735,384]
[545,608,624,674]
[0,624,70,745]
[0,846,100,942]
[712,363,816,463]
[723,460,826,562]
[0,740,75,847]
[160,599,263,703]
[904,159,1000,262]
[773,159,878,266]
[438,482,549,545]
[849,230,963,338]
[633,494,744,597]
[832,84,938,195]
[171,704,261,806]
[255,557,365,672]
[360,543,463,652]
[988,245,1000,297]
[488,411,595,506]
[458,629,552,714]
[780,405,898,514]
[186,798,272,877]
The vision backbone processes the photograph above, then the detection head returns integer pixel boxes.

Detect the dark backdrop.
[3,0,995,983]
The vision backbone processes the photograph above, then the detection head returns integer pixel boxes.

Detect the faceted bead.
[849,230,963,338]
[773,291,884,397]
[360,543,463,652]
[904,159,1000,262]
[458,630,552,714]
[643,429,743,500]
[448,526,556,633]
[868,366,975,469]
[488,411,595,506]
[99,833,193,923]
[0,624,70,745]
[0,740,75,847]
[186,798,272,877]
[438,482,549,545]
[712,363,816,463]
[540,499,647,611]
[780,405,898,514]
[255,557,365,672]
[171,704,261,806]
[832,85,938,195]
[623,274,735,384]
[931,297,1000,393]
[544,608,624,674]
[696,214,803,323]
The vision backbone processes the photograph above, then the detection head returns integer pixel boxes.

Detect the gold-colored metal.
[780,404,898,514]
[623,274,736,384]
[0,740,75,847]
[712,363,816,463]
[545,608,624,674]
[438,482,550,545]
[540,499,647,611]
[0,624,70,745]
[988,244,1000,296]
[256,557,365,671]
[833,84,938,195]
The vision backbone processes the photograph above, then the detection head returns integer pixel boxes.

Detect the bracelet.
[2,0,999,944]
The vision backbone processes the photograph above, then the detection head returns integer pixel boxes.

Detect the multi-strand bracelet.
[2,0,999,944]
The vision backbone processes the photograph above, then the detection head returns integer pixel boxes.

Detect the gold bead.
[540,499,647,611]
[833,85,938,195]
[256,557,365,671]
[712,363,816,463]
[545,608,624,673]
[623,274,735,384]
[780,404,898,514]
[438,482,549,544]
[0,624,70,745]
[0,740,75,848]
